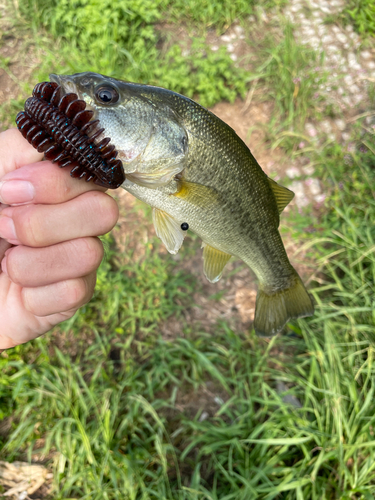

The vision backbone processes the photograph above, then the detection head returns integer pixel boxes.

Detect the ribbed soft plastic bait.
[16,81,125,189]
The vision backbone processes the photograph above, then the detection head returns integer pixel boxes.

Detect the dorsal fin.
[268,178,294,214]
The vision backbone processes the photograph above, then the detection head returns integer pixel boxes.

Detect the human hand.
[0,128,119,349]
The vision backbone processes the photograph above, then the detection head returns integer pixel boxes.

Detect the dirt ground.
[0,0,40,108]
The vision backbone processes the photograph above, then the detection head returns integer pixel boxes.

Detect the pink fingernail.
[0,216,18,244]
[0,180,35,205]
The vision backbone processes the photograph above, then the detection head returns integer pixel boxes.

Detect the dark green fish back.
[130,84,281,226]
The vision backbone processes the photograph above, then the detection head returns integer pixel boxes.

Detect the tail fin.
[253,273,314,336]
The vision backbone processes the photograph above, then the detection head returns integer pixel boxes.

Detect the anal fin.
[202,243,231,283]
[153,208,185,254]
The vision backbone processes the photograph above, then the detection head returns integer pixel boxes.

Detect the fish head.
[50,72,188,187]
[50,72,124,111]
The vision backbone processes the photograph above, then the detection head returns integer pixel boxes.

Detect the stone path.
[272,1,374,208]
[211,1,375,208]
[283,0,375,207]
[284,0,375,144]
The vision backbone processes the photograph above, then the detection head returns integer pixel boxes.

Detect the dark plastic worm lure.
[15,81,125,189]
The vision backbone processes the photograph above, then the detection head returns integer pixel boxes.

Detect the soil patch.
[0,2,42,130]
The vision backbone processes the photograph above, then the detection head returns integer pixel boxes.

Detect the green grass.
[2,1,375,498]
[325,0,375,38]
[2,148,375,498]
[166,0,286,29]
[253,24,329,149]
[12,0,275,108]
[342,0,375,36]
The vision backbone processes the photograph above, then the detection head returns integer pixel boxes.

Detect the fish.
[49,72,314,336]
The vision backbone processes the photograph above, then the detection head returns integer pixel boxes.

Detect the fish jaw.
[50,72,188,183]
[50,73,79,95]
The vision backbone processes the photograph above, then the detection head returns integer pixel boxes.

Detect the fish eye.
[94,85,119,105]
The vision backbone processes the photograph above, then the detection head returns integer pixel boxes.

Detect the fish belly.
[122,179,292,285]
[122,178,314,336]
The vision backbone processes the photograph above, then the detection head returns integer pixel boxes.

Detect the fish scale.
[49,72,314,336]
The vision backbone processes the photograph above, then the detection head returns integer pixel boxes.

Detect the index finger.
[0,128,108,205]
[0,128,43,177]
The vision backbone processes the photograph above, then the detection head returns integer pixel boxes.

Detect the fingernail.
[0,216,18,244]
[0,180,35,205]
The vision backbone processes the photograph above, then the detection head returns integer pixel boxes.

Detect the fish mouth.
[49,73,79,95]
[49,73,95,112]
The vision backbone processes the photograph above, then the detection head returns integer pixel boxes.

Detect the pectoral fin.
[153,208,185,254]
[202,243,232,283]
[127,163,183,188]
[268,178,294,214]
[173,180,219,208]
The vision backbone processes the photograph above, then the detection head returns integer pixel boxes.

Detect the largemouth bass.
[50,72,314,336]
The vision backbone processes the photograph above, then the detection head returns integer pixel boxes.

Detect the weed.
[342,0,375,36]
[1,1,375,498]
[255,24,328,148]
[2,140,375,497]
[15,0,257,108]
[166,0,286,30]
[154,40,248,107]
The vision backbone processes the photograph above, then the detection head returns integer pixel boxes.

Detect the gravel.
[213,0,374,209]
[282,0,373,134]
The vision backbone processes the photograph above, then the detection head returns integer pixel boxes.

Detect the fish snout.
[49,74,79,95]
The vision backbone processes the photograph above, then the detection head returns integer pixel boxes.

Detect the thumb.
[0,128,43,178]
